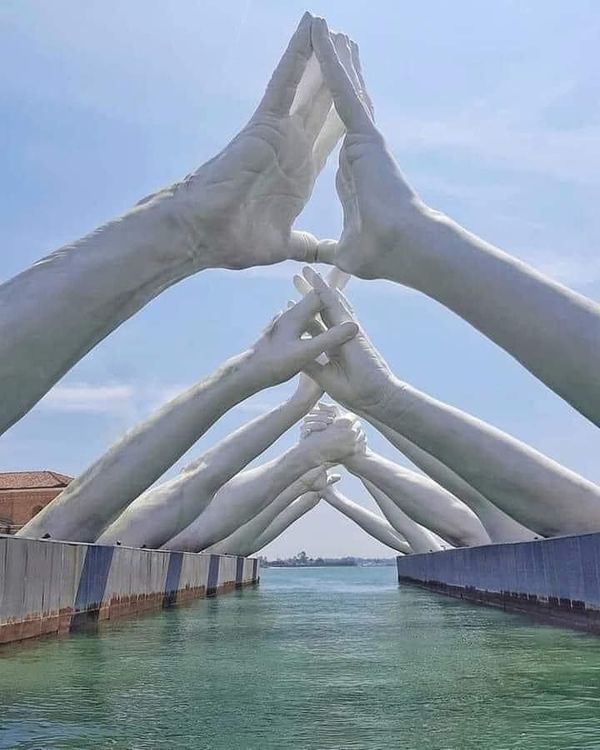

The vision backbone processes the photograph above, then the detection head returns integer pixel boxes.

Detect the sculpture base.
[396,532,600,635]
[0,535,259,646]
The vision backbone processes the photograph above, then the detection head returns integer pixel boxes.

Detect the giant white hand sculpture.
[303,405,489,547]
[0,14,349,436]
[19,294,356,542]
[359,479,450,554]
[311,18,600,426]
[321,484,411,554]
[161,415,363,552]
[251,493,322,554]
[300,270,600,537]
[205,469,338,556]
[102,409,364,549]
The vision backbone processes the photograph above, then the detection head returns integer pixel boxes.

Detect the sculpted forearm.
[365,379,600,536]
[365,414,537,544]
[311,20,600,425]
[189,385,322,493]
[360,478,448,554]
[163,445,321,552]
[17,351,254,543]
[345,449,489,547]
[0,192,202,436]
[205,471,319,556]
[322,486,410,554]
[400,207,600,425]
[0,15,351,437]
[252,493,320,554]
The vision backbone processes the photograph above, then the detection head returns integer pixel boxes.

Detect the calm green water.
[2,566,600,749]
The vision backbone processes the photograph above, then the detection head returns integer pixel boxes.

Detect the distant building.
[0,471,73,534]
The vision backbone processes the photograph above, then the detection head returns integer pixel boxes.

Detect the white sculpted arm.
[311,19,600,425]
[342,447,489,548]
[161,413,364,552]
[301,270,600,538]
[360,478,450,554]
[20,293,356,543]
[0,14,350,436]
[103,409,363,550]
[252,493,321,555]
[366,417,537,543]
[322,485,411,554]
[206,469,337,556]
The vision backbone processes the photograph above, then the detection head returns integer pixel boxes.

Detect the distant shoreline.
[263,559,396,568]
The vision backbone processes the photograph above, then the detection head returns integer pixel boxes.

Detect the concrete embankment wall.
[0,534,259,646]
[397,532,600,634]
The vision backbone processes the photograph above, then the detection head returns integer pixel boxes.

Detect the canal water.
[1,566,600,749]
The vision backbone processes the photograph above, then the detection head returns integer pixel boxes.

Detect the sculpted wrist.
[153,185,214,272]
[342,449,372,474]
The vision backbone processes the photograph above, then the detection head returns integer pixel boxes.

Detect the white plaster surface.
[253,493,321,554]
[300,270,600,538]
[310,17,600,426]
[322,486,411,554]
[162,412,364,552]
[360,479,450,554]
[0,14,347,438]
[205,469,335,556]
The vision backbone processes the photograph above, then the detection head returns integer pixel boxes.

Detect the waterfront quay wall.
[0,534,259,646]
[397,532,600,634]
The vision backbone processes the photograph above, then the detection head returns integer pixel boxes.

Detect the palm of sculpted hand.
[247,288,358,390]
[300,411,365,464]
[311,18,420,282]
[192,112,317,269]
[299,268,395,412]
[180,14,347,270]
[298,467,341,494]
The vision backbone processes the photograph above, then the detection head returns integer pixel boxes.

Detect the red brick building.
[0,471,73,534]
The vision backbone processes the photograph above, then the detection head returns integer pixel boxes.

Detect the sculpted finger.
[256,13,313,118]
[312,107,345,173]
[311,17,374,135]
[282,289,322,332]
[350,41,375,117]
[299,31,345,145]
[302,267,349,325]
[288,229,320,263]
[293,274,312,297]
[298,321,358,362]
[291,53,335,150]
[313,402,338,415]
[304,86,335,146]
[314,238,338,265]
[287,299,326,337]
[326,267,351,290]
[335,35,363,110]
[290,53,322,119]
[302,357,339,393]
[303,414,334,427]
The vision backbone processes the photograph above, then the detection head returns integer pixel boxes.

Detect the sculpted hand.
[246,290,358,391]
[297,268,396,412]
[299,406,366,464]
[310,18,427,283]
[298,467,342,494]
[171,13,349,270]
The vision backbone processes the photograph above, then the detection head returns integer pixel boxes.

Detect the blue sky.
[1,0,599,557]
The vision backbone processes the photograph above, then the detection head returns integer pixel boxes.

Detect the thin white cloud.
[383,112,600,186]
[39,383,135,413]
[36,380,291,418]
[37,381,194,415]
